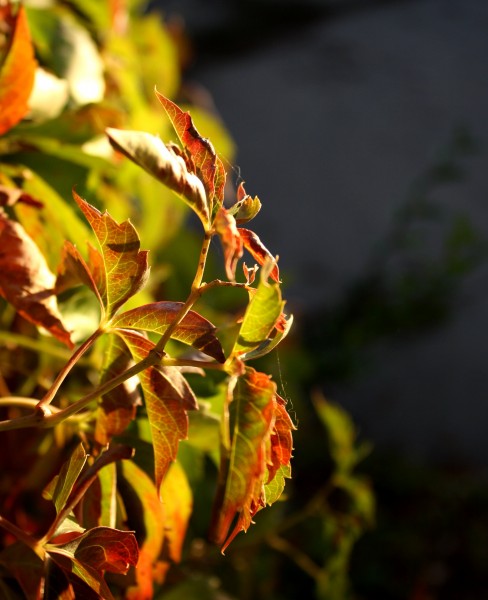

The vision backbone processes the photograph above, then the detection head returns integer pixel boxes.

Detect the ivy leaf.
[155,89,226,215]
[119,459,165,600]
[94,333,142,446]
[267,394,295,486]
[0,209,73,348]
[232,267,284,357]
[209,368,276,550]
[118,329,192,495]
[111,301,225,363]
[46,527,139,598]
[55,241,102,305]
[0,5,37,135]
[73,190,149,319]
[106,127,209,227]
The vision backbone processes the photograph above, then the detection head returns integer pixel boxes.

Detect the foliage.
[0,1,299,597]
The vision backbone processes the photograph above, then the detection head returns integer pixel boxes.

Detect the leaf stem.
[0,515,39,550]
[37,329,103,409]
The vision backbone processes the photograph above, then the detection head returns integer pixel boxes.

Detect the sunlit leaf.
[106,127,209,227]
[0,209,73,347]
[228,182,262,225]
[81,463,117,530]
[73,190,149,319]
[49,443,87,515]
[239,314,293,362]
[118,329,190,494]
[0,5,37,135]
[155,90,226,214]
[94,333,142,446]
[232,268,283,357]
[210,368,276,550]
[267,394,295,485]
[240,228,280,283]
[111,301,225,362]
[264,464,291,507]
[214,207,243,281]
[55,241,102,306]
[160,461,192,563]
[119,459,165,600]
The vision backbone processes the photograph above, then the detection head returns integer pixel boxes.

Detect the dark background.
[149,1,488,597]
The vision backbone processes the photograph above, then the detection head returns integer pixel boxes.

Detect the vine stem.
[0,233,246,433]
[36,329,103,409]
[0,515,39,552]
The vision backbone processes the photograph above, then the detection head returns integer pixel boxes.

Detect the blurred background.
[146,0,488,597]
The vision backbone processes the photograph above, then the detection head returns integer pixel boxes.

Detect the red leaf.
[55,241,102,305]
[73,190,149,319]
[214,207,243,281]
[267,394,295,484]
[155,90,226,212]
[210,368,276,550]
[118,330,191,494]
[111,301,225,363]
[0,184,43,208]
[0,5,37,135]
[230,182,261,225]
[240,228,280,283]
[94,333,142,445]
[0,209,73,347]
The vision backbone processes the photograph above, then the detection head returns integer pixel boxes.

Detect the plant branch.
[0,515,39,550]
[36,329,103,409]
[266,534,322,580]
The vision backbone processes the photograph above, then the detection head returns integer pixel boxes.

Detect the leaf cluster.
[0,2,295,598]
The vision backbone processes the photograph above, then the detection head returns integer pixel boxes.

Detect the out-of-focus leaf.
[232,268,283,357]
[0,209,73,347]
[160,461,192,563]
[119,459,165,600]
[210,368,276,550]
[240,228,280,283]
[0,184,42,208]
[0,541,44,600]
[111,301,225,362]
[155,90,226,214]
[73,190,149,319]
[106,127,209,227]
[0,5,37,135]
[48,443,87,514]
[118,330,190,495]
[81,463,117,530]
[60,0,111,31]
[214,207,243,281]
[313,394,370,473]
[27,67,69,121]
[95,333,142,446]
[49,13,105,106]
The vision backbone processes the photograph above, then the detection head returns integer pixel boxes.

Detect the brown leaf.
[0,209,73,347]
[240,228,280,283]
[214,207,243,281]
[0,5,37,135]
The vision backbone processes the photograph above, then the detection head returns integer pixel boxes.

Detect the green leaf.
[111,301,225,362]
[264,464,291,506]
[73,190,149,319]
[94,333,142,446]
[232,268,284,357]
[239,314,293,362]
[210,368,276,550]
[49,443,87,514]
[106,127,210,227]
[118,330,192,495]
[228,182,262,225]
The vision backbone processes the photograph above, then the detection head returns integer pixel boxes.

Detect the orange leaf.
[240,228,280,283]
[0,5,37,135]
